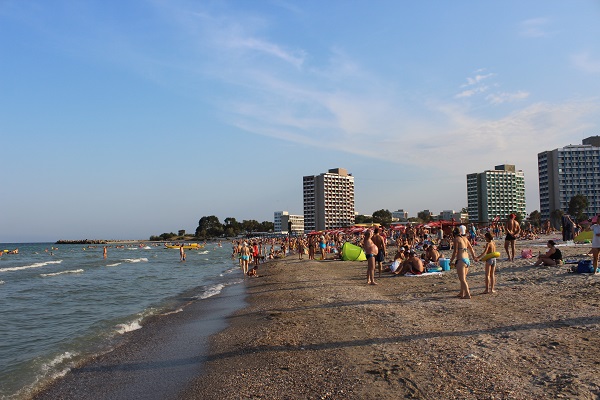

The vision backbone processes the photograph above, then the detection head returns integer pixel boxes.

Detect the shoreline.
[31,238,600,399]
[31,282,248,400]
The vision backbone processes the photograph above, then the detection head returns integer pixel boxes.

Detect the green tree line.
[149,216,275,241]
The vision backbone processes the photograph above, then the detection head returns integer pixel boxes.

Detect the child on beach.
[477,232,497,294]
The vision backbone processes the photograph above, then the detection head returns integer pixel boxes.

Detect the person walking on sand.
[450,225,478,299]
[240,243,251,275]
[477,232,497,294]
[591,214,600,274]
[363,230,379,285]
[504,213,521,262]
[372,227,386,277]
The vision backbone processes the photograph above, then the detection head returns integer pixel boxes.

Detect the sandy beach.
[182,237,600,399]
[33,236,600,399]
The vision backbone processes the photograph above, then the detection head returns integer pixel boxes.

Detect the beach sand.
[181,237,600,399]
[33,236,600,399]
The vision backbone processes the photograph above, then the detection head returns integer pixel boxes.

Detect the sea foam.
[40,269,84,277]
[115,319,143,334]
[0,260,62,273]
[197,283,225,300]
[123,258,148,263]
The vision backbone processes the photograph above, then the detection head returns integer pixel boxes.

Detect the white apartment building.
[538,136,600,221]
[467,164,526,223]
[303,168,355,232]
[274,211,304,235]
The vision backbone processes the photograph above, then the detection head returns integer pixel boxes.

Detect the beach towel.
[403,271,443,277]
[521,249,533,259]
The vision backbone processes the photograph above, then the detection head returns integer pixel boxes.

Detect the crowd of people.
[230,213,600,299]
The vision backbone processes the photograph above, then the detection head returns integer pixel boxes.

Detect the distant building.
[392,209,408,221]
[538,136,600,221]
[467,164,526,223]
[438,210,466,222]
[303,168,355,232]
[274,211,304,235]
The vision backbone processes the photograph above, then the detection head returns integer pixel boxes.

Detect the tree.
[372,209,392,226]
[417,210,433,223]
[259,221,274,232]
[528,210,541,227]
[224,217,242,236]
[195,216,224,238]
[242,219,260,233]
[355,215,373,224]
[568,194,589,222]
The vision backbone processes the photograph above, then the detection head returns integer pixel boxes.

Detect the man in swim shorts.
[395,250,424,275]
[504,213,521,262]
[372,227,386,277]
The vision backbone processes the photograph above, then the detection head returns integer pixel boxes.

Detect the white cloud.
[520,17,551,38]
[486,91,530,104]
[571,52,600,74]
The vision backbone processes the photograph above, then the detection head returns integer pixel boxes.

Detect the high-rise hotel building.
[303,168,355,232]
[467,164,526,223]
[538,136,600,221]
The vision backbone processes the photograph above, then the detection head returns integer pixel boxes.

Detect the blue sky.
[1,0,599,242]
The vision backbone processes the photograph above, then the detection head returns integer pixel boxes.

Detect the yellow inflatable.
[480,251,501,261]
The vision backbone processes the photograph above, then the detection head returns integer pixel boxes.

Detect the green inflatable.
[575,230,592,243]
[341,242,367,261]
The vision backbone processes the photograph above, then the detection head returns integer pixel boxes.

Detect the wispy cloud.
[520,17,552,38]
[455,71,495,98]
[486,91,530,104]
[571,52,600,74]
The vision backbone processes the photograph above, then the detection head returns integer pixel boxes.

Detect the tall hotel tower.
[303,168,355,232]
[467,164,526,223]
[538,136,600,221]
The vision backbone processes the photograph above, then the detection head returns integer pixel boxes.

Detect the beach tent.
[575,230,592,243]
[341,242,367,261]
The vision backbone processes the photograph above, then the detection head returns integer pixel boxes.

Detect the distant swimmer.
[103,246,107,259]
[179,244,186,262]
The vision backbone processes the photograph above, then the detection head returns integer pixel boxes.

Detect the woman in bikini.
[450,225,478,299]
[363,230,379,285]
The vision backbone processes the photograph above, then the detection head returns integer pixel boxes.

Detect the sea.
[0,241,242,399]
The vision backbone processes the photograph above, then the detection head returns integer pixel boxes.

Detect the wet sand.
[32,284,247,400]
[33,236,600,399]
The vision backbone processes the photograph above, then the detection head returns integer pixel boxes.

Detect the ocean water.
[0,242,241,399]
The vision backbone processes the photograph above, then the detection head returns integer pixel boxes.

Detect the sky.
[1,0,600,242]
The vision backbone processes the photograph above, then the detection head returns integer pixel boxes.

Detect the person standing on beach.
[592,215,600,274]
[363,230,378,285]
[240,243,251,275]
[372,227,386,277]
[450,225,478,299]
[319,235,327,260]
[477,232,497,294]
[504,213,521,262]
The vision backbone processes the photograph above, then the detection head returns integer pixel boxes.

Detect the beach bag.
[576,260,594,273]
[521,249,533,259]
